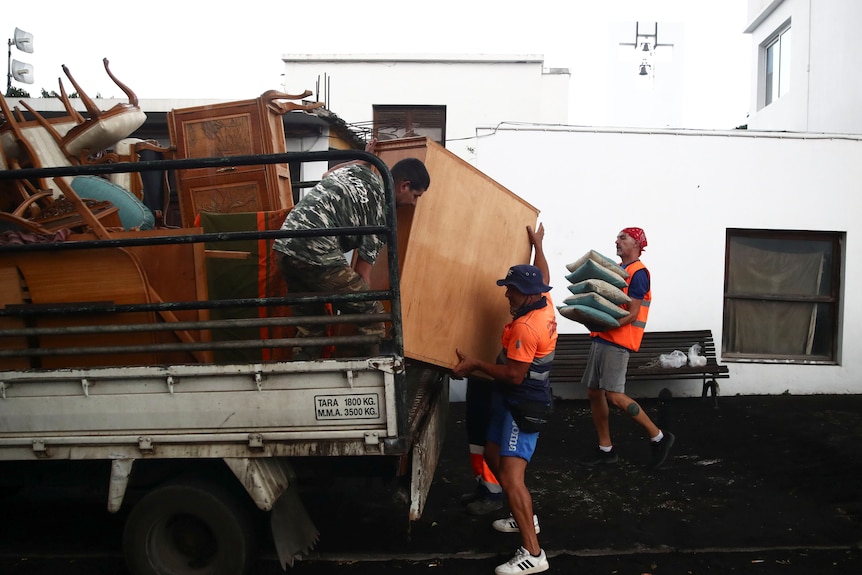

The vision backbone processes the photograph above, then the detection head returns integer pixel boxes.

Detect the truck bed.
[0,357,420,460]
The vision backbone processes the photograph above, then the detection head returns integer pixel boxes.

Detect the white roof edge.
[280,53,546,64]
[743,0,784,33]
[477,123,862,141]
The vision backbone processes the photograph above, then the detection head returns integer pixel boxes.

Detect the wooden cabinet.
[374,137,540,370]
[167,92,295,227]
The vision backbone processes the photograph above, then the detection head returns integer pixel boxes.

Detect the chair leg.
[53,178,111,240]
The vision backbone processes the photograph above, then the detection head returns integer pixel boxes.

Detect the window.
[373,105,446,146]
[764,25,791,106]
[723,229,843,364]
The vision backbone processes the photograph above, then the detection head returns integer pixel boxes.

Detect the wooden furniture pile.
[0,58,143,235]
[2,75,541,375]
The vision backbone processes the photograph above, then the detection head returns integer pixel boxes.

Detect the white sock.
[651,431,664,443]
[599,445,613,452]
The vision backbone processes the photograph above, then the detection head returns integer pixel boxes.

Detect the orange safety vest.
[592,260,651,352]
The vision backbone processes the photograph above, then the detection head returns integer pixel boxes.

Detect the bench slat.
[550,330,729,403]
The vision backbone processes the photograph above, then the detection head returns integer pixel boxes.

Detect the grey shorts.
[581,339,630,393]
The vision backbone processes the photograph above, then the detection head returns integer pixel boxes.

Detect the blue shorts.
[487,392,539,462]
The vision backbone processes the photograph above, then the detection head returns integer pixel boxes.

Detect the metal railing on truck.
[0,150,404,365]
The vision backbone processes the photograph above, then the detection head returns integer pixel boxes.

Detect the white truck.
[0,150,450,575]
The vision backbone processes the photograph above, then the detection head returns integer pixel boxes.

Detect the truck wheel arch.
[122,478,258,575]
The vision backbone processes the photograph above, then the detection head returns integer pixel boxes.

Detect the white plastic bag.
[659,349,687,368]
[688,343,707,367]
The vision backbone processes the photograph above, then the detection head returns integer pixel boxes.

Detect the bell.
[642,42,652,52]
[639,64,649,76]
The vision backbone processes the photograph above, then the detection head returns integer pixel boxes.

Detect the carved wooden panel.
[168,96,292,226]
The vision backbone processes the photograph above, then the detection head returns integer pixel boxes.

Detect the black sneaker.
[581,446,619,466]
[650,432,676,469]
[459,485,484,505]
[465,495,504,515]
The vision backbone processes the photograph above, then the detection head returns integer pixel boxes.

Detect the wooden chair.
[1,97,122,236]
[0,90,77,196]
[57,58,147,162]
[10,59,146,167]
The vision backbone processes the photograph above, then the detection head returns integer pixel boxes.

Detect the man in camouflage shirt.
[273,151,430,358]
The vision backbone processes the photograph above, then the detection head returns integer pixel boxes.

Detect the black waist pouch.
[506,399,553,433]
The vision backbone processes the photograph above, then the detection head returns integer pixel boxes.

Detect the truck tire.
[122,479,257,575]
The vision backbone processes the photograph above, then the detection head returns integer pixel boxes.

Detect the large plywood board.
[375,137,539,369]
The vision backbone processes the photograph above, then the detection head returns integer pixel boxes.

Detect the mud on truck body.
[0,150,449,575]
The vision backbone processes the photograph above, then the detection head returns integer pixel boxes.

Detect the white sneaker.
[492,513,540,534]
[494,546,549,575]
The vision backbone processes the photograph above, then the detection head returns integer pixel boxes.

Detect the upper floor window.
[723,229,843,364]
[764,24,791,107]
[373,105,446,146]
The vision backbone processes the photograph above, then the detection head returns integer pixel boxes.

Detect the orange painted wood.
[0,265,29,370]
[0,247,158,368]
[69,228,212,364]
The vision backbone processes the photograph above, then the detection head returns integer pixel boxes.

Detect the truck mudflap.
[408,371,449,520]
[271,485,320,569]
[223,457,319,569]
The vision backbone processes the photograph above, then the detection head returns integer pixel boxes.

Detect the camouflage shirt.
[273,164,387,266]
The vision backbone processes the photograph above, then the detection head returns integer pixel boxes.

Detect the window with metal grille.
[372,105,446,146]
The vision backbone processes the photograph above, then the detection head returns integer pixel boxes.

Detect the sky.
[5,0,752,129]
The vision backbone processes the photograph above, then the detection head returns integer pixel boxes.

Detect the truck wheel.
[123,479,257,575]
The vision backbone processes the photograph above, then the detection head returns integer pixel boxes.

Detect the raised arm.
[527,223,550,285]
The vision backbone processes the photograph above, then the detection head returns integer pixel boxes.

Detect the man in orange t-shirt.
[454,224,556,575]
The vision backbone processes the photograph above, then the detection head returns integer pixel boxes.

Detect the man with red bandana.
[580,227,676,469]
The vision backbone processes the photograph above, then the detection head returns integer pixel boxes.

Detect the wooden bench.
[550,330,729,407]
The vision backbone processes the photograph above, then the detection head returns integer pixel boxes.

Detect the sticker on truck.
[314,393,380,420]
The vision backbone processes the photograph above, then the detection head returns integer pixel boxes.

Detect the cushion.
[70,175,154,231]
[566,249,628,278]
[558,304,620,330]
[567,278,631,305]
[63,108,148,156]
[562,292,629,319]
[565,259,628,289]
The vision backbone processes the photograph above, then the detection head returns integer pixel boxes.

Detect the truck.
[0,148,450,575]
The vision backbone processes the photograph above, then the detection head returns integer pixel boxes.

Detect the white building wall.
[745,0,807,131]
[474,126,861,398]
[746,0,862,134]
[280,54,569,162]
[806,0,862,134]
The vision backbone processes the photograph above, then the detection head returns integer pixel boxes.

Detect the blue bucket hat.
[496,264,552,295]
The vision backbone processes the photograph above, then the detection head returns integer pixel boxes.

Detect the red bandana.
[622,227,648,250]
